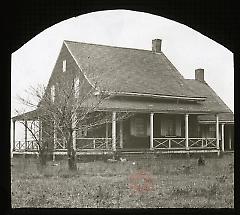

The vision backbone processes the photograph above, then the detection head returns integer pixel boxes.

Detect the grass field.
[11,153,234,208]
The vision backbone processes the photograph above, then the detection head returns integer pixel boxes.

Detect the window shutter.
[175,117,181,136]
[130,118,136,136]
[130,117,148,137]
[135,118,145,136]
[146,119,150,136]
[161,119,167,136]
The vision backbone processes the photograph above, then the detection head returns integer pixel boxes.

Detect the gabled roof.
[184,79,232,113]
[64,40,205,101]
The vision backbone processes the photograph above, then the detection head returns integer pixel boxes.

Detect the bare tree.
[16,77,131,170]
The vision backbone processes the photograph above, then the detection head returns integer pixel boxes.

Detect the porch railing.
[188,138,217,148]
[153,137,217,149]
[14,140,39,151]
[76,138,112,150]
[14,137,218,152]
[55,138,66,150]
[153,138,185,149]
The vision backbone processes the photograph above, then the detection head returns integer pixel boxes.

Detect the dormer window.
[74,77,80,98]
[62,60,66,72]
[51,85,55,102]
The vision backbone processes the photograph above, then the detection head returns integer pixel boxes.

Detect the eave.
[198,120,234,124]
[104,91,206,102]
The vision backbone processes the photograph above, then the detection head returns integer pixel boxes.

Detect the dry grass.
[11,153,234,208]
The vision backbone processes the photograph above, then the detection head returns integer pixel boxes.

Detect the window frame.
[50,85,55,103]
[160,116,182,137]
[62,60,66,72]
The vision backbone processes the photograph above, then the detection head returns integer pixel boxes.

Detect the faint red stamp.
[128,170,154,193]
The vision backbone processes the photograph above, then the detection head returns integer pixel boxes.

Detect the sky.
[11,9,234,140]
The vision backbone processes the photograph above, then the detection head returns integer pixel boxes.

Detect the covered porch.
[73,112,221,155]
[12,110,223,157]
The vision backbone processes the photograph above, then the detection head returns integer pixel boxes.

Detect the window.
[161,118,174,136]
[62,60,66,72]
[208,125,216,138]
[51,85,55,102]
[74,77,80,98]
[130,117,149,137]
[160,116,181,137]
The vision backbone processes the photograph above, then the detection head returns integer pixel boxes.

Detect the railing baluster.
[169,139,171,149]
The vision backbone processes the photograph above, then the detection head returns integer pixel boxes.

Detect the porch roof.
[81,78,232,114]
[12,109,42,121]
[81,96,229,114]
[198,113,234,123]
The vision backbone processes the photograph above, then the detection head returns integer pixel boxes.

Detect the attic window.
[51,85,55,102]
[62,60,66,72]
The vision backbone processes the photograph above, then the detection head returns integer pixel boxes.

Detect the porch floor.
[12,147,220,156]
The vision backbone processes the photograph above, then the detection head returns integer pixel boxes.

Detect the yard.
[11,153,234,208]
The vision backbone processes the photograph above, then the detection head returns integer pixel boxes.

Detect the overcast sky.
[11,10,234,139]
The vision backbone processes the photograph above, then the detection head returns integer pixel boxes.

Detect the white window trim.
[63,60,66,72]
[51,85,55,102]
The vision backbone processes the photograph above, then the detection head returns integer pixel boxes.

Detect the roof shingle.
[64,41,204,99]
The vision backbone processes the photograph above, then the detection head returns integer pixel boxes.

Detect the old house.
[12,39,234,157]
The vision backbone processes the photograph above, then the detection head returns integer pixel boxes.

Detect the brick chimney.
[195,68,205,82]
[152,39,162,53]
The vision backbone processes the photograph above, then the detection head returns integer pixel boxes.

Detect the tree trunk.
[39,148,47,166]
[68,148,77,171]
[67,131,77,171]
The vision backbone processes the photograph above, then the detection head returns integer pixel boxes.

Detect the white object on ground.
[120,157,127,162]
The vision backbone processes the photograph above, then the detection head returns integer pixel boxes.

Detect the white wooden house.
[12,39,234,157]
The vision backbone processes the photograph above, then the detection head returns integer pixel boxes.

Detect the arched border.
[9,0,238,53]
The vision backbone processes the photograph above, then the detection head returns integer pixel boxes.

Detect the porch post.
[185,114,189,150]
[112,111,116,151]
[38,119,42,143]
[24,120,27,152]
[53,120,57,161]
[216,114,220,152]
[105,122,109,149]
[12,120,16,158]
[119,120,123,149]
[150,112,154,150]
[221,123,225,152]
